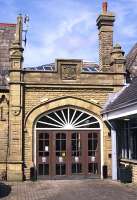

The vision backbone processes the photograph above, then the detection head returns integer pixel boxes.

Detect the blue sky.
[0,0,137,67]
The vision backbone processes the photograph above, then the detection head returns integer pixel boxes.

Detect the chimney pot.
[102,1,107,13]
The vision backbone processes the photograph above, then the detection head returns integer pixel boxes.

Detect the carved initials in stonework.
[0,107,6,121]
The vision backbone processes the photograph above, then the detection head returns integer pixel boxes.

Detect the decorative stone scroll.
[61,64,77,80]
[11,106,21,116]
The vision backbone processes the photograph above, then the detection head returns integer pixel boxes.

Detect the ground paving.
[0,179,137,200]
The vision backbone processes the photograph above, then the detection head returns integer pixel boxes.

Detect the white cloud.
[24,0,98,66]
[0,0,137,66]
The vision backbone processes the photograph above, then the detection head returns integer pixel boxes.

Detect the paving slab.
[0,179,137,200]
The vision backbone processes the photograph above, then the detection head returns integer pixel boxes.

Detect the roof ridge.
[0,23,16,27]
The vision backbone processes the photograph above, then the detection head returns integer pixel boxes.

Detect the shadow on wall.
[0,183,11,198]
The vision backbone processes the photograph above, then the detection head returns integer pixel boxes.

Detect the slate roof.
[103,77,137,113]
[24,62,100,72]
[126,43,137,77]
[0,23,16,89]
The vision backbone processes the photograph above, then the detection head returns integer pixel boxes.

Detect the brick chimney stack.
[96,1,115,71]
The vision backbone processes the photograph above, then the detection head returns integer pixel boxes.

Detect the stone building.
[0,2,126,181]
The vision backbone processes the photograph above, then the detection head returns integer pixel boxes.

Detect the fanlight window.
[36,107,100,129]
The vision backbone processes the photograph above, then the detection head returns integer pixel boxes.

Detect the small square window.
[108,153,112,159]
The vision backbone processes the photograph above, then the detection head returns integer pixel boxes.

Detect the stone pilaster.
[96,1,115,71]
[7,15,24,181]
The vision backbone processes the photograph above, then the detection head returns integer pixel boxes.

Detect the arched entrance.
[35,106,101,179]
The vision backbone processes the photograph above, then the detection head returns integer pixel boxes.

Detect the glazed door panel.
[71,132,83,175]
[36,131,50,177]
[55,132,67,176]
[36,130,100,178]
[87,131,100,175]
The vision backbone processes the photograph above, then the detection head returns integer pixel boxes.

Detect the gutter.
[101,100,137,115]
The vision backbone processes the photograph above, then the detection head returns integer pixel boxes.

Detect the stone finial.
[102,0,108,14]
[9,15,24,68]
[111,43,125,60]
[14,14,23,46]
[110,43,126,73]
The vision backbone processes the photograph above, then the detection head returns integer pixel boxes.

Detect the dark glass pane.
[44,133,49,139]
[38,164,43,175]
[39,151,43,156]
[61,133,66,139]
[72,140,76,151]
[63,109,68,120]
[93,140,98,151]
[44,152,49,156]
[131,129,137,159]
[56,140,60,151]
[56,110,63,121]
[56,133,60,139]
[70,109,74,121]
[72,163,76,173]
[39,140,43,151]
[61,164,66,175]
[93,133,98,139]
[72,151,77,156]
[45,140,49,146]
[88,133,93,139]
[77,164,82,173]
[56,152,61,156]
[56,164,66,175]
[74,111,81,122]
[39,133,44,139]
[48,113,58,123]
[61,140,66,151]
[56,164,60,175]
[72,133,77,139]
[72,164,82,174]
[89,123,100,128]
[88,140,92,150]
[81,112,89,119]
[88,151,95,156]
[44,164,49,175]
[78,152,80,156]
[88,163,98,174]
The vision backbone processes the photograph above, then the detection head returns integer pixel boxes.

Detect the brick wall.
[99,31,113,70]
[132,164,137,183]
[0,93,9,179]
[24,88,113,115]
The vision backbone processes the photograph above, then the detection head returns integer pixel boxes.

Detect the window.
[39,133,49,157]
[71,132,81,156]
[122,119,137,160]
[36,107,100,129]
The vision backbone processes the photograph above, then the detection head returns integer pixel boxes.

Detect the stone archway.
[24,96,103,180]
